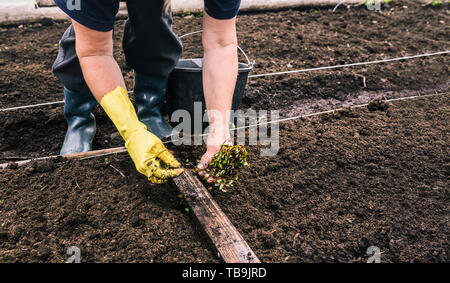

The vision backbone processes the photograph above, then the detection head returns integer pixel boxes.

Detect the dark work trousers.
[52,0,183,93]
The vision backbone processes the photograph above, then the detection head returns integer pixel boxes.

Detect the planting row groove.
[0,50,448,112]
[1,90,447,170]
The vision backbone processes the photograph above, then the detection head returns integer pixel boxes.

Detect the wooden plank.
[172,170,260,263]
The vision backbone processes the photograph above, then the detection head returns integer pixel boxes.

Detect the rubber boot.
[60,87,97,155]
[133,71,174,139]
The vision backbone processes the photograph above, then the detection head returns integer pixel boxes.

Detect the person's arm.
[72,20,125,101]
[72,20,183,183]
[197,13,238,179]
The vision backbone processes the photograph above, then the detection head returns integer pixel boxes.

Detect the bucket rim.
[173,58,252,73]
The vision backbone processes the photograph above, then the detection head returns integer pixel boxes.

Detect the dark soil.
[1,94,448,263]
[0,1,448,161]
[174,94,449,263]
[0,156,217,262]
[0,106,124,162]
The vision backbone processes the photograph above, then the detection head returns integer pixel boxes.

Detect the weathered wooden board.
[172,170,260,263]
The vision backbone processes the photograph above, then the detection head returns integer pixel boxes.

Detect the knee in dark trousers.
[53,1,182,90]
[123,0,182,78]
[123,0,182,138]
[52,24,90,93]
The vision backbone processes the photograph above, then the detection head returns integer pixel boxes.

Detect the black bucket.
[166,46,252,135]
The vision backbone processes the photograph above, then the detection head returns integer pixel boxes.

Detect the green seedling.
[177,194,185,205]
[40,185,48,191]
[181,10,192,17]
[365,0,392,7]
[196,144,250,192]
[432,0,442,6]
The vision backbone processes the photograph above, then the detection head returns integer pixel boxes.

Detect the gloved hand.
[100,86,183,183]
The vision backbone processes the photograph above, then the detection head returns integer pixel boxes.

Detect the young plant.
[432,0,442,6]
[181,10,192,17]
[197,144,250,192]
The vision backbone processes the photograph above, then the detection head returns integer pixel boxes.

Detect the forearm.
[203,44,238,134]
[202,14,238,138]
[79,56,126,102]
[72,20,126,102]
[66,20,182,184]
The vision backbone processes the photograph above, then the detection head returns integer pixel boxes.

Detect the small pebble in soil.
[316,129,324,138]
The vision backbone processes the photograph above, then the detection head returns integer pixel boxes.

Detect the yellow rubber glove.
[100,86,183,183]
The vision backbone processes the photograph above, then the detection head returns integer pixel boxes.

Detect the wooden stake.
[172,170,260,263]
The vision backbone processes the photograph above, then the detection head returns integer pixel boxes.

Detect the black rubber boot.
[60,87,97,155]
[134,71,174,139]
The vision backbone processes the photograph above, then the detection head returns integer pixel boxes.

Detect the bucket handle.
[179,30,253,67]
